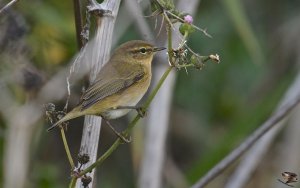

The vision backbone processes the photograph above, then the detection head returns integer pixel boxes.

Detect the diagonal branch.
[0,0,19,14]
[191,76,300,188]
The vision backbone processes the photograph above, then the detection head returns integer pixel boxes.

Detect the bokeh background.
[1,0,300,188]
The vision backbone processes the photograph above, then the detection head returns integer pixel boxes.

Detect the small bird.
[47,40,165,132]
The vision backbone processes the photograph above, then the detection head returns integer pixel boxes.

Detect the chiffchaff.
[47,40,165,131]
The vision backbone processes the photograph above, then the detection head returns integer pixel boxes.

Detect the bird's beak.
[153,46,166,52]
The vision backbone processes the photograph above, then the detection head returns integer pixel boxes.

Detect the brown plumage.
[47,40,165,131]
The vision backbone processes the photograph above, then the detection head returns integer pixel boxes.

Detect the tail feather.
[47,119,63,131]
[47,107,82,131]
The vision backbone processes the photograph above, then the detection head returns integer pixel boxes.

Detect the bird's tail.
[47,107,82,131]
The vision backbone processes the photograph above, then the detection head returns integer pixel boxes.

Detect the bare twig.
[73,0,84,48]
[74,0,121,187]
[224,74,300,188]
[223,17,300,188]
[191,86,300,188]
[0,0,19,14]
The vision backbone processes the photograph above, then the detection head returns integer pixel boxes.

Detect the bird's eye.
[139,47,147,54]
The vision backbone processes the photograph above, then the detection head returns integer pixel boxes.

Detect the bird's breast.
[101,73,151,119]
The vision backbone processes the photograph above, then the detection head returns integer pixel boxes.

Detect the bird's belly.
[101,90,146,119]
[102,109,131,119]
[95,74,151,120]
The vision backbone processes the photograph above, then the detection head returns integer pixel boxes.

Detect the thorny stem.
[61,127,75,169]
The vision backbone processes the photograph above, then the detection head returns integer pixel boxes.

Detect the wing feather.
[80,66,144,111]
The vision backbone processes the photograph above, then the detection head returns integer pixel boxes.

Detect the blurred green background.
[1,0,300,187]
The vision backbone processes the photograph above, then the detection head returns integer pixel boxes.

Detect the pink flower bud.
[184,15,193,24]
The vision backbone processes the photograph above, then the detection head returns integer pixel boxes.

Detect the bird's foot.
[114,130,131,144]
[135,107,147,118]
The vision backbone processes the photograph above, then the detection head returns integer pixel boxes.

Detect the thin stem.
[60,0,83,173]
[79,139,122,175]
[176,64,194,68]
[141,66,173,111]
[60,128,75,169]
[69,177,77,188]
[0,0,19,14]
[73,0,84,48]
[167,23,174,66]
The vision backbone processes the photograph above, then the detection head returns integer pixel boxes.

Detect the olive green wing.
[80,68,145,111]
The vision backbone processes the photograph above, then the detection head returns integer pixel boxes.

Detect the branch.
[224,17,300,188]
[73,1,121,187]
[72,0,84,48]
[60,128,75,169]
[0,0,19,14]
[224,70,300,188]
[191,82,300,188]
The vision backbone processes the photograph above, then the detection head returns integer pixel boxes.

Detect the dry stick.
[74,1,121,188]
[0,0,19,14]
[191,93,300,188]
[2,29,94,188]
[72,0,84,48]
[224,70,300,188]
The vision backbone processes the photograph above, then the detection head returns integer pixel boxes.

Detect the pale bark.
[75,0,121,187]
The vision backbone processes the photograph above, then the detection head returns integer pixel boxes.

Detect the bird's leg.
[112,106,147,118]
[102,118,131,143]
